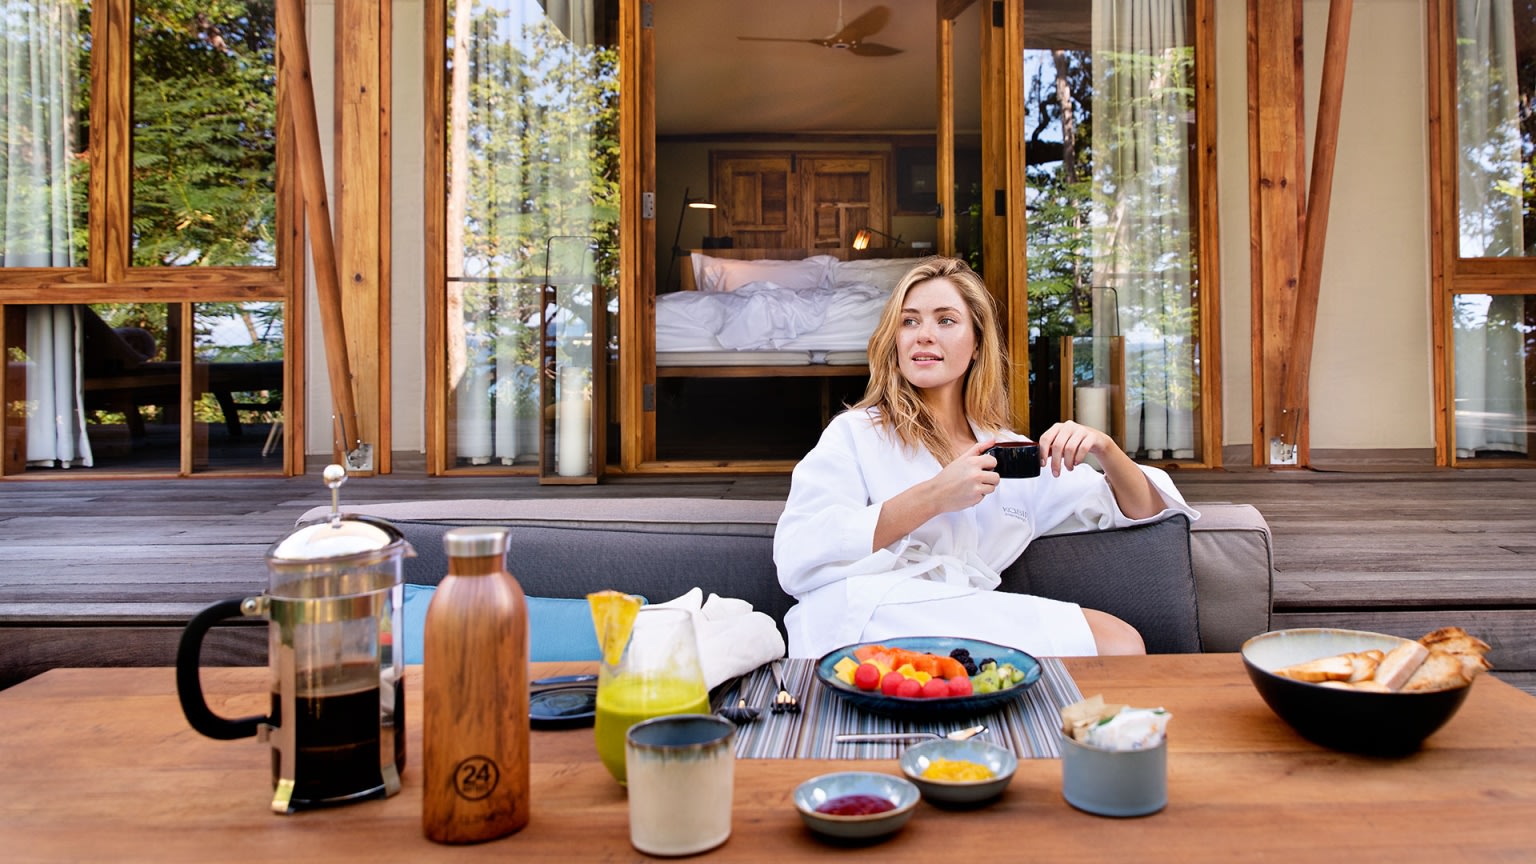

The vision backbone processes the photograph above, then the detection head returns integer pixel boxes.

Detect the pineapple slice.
[587,590,643,666]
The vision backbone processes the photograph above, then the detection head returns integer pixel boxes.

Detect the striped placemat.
[711,657,1082,760]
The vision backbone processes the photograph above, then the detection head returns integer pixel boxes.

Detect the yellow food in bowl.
[920,758,993,782]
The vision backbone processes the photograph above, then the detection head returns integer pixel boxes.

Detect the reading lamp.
[852,226,904,250]
[664,187,717,290]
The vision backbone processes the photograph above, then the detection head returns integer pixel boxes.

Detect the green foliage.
[127,0,277,266]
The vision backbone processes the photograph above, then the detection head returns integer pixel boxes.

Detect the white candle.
[457,364,491,464]
[557,366,591,476]
[1075,385,1110,434]
[494,348,517,464]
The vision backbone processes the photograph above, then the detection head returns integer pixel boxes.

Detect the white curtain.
[1454,0,1528,456]
[1,0,92,467]
[1089,0,1195,459]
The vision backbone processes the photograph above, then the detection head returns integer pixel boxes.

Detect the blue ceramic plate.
[814,636,1041,720]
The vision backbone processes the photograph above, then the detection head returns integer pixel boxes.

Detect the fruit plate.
[814,637,1042,720]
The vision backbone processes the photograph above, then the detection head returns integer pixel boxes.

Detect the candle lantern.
[1062,287,1125,450]
[538,237,605,484]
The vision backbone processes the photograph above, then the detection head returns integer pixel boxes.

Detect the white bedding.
[656,280,890,355]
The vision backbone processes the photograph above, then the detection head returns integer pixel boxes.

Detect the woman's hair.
[853,256,1011,464]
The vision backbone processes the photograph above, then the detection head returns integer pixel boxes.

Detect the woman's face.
[895,277,977,398]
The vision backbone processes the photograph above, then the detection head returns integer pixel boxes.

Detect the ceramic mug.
[986,441,1042,478]
[625,714,735,855]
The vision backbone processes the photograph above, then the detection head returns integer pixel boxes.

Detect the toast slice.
[1374,640,1430,691]
[1402,649,1471,693]
[1274,653,1357,683]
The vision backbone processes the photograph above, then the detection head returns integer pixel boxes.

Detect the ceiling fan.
[737,1,903,57]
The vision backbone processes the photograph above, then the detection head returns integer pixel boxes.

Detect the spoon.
[834,724,988,744]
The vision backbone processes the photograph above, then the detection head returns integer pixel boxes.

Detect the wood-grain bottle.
[422,526,530,843]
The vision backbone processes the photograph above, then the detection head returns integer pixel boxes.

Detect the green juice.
[594,674,710,784]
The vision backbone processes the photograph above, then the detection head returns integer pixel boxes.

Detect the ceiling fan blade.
[832,6,891,44]
[737,36,823,46]
[848,42,903,57]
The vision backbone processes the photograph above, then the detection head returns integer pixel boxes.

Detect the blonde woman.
[773,257,1197,659]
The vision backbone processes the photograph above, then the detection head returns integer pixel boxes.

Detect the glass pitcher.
[176,501,413,814]
[593,607,710,784]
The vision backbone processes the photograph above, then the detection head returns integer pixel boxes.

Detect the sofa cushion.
[401,584,639,663]
[1001,514,1200,654]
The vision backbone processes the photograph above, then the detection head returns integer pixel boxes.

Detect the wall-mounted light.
[664,187,717,290]
[852,226,904,250]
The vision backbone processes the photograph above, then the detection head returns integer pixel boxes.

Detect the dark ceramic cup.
[986,441,1041,479]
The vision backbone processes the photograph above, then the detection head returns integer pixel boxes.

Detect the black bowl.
[1241,628,1474,755]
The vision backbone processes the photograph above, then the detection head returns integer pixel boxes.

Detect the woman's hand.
[1036,421,1167,519]
[927,438,1002,510]
[871,440,1000,551]
[1035,420,1112,476]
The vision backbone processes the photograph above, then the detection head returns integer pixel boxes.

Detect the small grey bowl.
[899,738,1018,806]
[792,771,920,842]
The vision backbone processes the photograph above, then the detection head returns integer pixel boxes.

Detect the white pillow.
[695,254,836,293]
[831,258,921,293]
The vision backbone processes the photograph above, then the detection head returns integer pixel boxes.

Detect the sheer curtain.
[1454,0,1528,456]
[448,0,605,467]
[1,0,92,467]
[1089,0,1196,459]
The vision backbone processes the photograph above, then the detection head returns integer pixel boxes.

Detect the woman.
[773,257,1197,659]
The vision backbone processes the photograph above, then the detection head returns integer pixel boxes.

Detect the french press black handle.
[176,597,266,740]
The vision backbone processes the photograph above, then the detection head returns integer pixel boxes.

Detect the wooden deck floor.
[2,459,1533,693]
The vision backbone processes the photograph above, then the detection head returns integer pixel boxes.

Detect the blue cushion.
[401,584,634,663]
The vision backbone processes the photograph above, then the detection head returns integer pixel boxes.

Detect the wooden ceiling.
[654,0,1093,137]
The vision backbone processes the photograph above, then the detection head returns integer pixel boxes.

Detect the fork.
[769,660,800,714]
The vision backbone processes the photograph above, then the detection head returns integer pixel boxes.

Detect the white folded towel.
[652,588,787,690]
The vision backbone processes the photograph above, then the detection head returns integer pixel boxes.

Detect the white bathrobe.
[773,408,1199,658]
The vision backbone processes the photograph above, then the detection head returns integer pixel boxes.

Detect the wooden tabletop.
[3,655,1534,862]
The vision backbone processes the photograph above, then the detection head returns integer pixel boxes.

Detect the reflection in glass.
[193,301,285,470]
[77,303,177,472]
[130,0,276,266]
[443,0,619,470]
[1453,294,1533,460]
[1022,1,1199,458]
[1455,1,1535,258]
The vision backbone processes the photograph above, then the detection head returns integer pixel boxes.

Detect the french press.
[176,465,414,813]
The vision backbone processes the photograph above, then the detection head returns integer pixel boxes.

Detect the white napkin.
[652,588,787,690]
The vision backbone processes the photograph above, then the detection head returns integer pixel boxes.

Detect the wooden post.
[1279,0,1352,465]
[275,0,365,464]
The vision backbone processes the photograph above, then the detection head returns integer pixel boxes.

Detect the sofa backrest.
[311,497,1203,654]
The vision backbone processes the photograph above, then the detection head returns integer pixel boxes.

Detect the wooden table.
[3,656,1534,862]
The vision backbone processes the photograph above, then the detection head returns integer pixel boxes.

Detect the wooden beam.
[335,0,388,473]
[1280,0,1353,466]
[275,0,364,464]
[937,3,955,258]
[1248,0,1307,465]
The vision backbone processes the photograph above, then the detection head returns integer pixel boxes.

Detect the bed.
[656,247,929,377]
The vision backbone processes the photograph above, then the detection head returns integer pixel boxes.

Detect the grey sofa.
[303,498,1273,655]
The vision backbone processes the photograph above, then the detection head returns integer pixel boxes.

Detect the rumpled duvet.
[656,281,889,353]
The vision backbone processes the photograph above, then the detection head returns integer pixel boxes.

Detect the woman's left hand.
[1035,420,1114,477]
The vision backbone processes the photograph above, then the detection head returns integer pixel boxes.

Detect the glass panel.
[1022,1,1200,459]
[0,0,91,266]
[77,302,178,472]
[130,0,277,266]
[1453,293,1534,461]
[192,301,284,470]
[1454,1,1536,258]
[444,0,620,470]
[950,1,983,268]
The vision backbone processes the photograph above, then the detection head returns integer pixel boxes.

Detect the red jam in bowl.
[814,793,897,816]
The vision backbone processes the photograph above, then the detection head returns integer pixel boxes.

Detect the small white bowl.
[899,738,1018,806]
[792,771,920,842]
